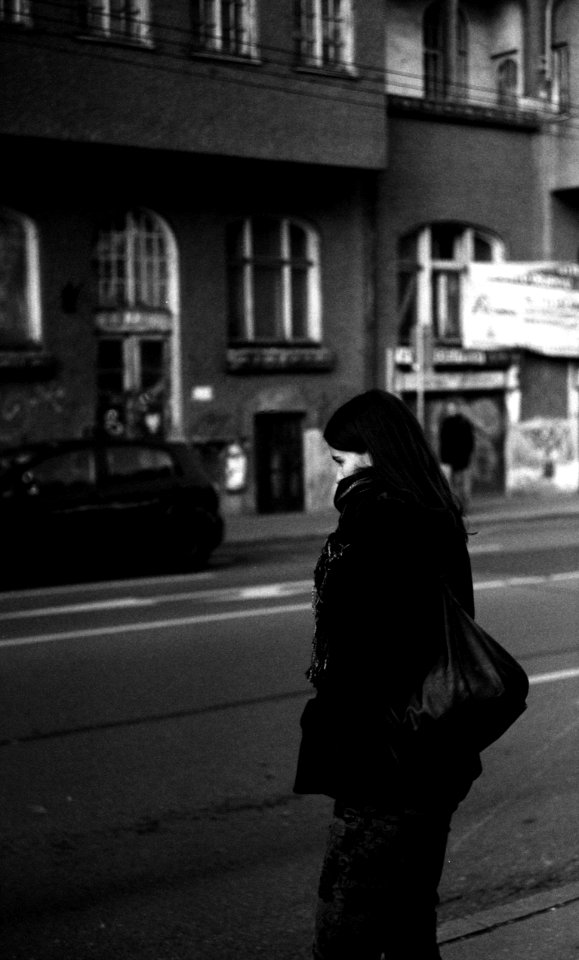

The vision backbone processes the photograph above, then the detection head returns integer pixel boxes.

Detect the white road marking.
[1,571,576,622]
[0,571,576,651]
[0,580,313,620]
[529,668,579,685]
[0,602,313,648]
[469,543,504,554]
[0,570,215,602]
[2,597,157,618]
[475,570,579,590]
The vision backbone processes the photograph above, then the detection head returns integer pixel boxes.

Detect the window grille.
[192,0,256,57]
[295,0,354,70]
[227,217,321,343]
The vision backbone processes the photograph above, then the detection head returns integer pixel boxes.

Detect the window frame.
[397,224,505,346]
[423,0,468,100]
[551,42,570,113]
[191,0,258,58]
[92,208,181,439]
[94,209,172,316]
[84,0,152,45]
[0,0,31,26]
[0,208,42,350]
[295,0,355,73]
[495,53,520,106]
[227,217,322,345]
[27,448,98,496]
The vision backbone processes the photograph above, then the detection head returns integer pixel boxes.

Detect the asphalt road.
[0,515,578,960]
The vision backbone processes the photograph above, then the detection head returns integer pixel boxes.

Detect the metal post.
[416,324,425,427]
[385,346,397,395]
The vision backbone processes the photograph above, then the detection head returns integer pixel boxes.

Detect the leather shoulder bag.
[402,582,530,752]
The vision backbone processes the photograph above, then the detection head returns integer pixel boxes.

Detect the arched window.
[423,1,468,100]
[93,209,179,439]
[226,217,321,343]
[0,209,41,349]
[94,209,171,313]
[397,223,504,345]
[497,57,518,105]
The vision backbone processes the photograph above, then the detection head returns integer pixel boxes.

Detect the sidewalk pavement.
[223,491,579,958]
[223,489,579,546]
[438,880,579,959]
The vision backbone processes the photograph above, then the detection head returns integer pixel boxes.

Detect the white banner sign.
[463,262,579,357]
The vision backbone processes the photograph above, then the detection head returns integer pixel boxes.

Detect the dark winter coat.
[439,413,475,471]
[293,470,482,812]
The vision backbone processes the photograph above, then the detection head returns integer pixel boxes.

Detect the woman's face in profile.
[328,446,372,482]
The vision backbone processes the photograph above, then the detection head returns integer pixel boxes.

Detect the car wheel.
[172,507,220,571]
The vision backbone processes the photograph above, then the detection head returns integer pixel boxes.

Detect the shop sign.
[396,369,508,392]
[395,346,489,366]
[463,263,579,357]
[227,345,335,372]
[95,311,172,333]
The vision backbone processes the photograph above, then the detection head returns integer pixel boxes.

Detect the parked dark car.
[0,438,224,586]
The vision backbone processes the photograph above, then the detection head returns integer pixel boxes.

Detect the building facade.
[1,1,579,512]
[1,0,387,513]
[382,0,579,495]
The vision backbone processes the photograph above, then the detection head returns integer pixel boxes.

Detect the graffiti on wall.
[507,417,579,492]
[0,384,67,444]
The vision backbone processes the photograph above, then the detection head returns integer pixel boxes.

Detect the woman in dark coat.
[294,389,482,960]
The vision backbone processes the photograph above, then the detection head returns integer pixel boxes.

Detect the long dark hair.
[324,389,466,534]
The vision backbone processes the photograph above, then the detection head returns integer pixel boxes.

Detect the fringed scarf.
[306,468,378,685]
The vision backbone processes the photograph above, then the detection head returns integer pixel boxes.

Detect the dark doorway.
[255,412,305,513]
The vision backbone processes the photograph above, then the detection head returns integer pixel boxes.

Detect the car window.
[104,446,176,481]
[0,449,35,476]
[26,450,96,496]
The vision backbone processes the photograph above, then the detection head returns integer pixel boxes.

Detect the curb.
[221,499,579,548]
[438,880,579,944]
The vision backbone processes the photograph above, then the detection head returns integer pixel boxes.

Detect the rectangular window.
[0,212,41,349]
[397,269,418,345]
[85,0,152,44]
[296,0,354,70]
[226,218,321,344]
[192,0,257,57]
[432,270,461,342]
[0,0,31,26]
[552,43,570,112]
